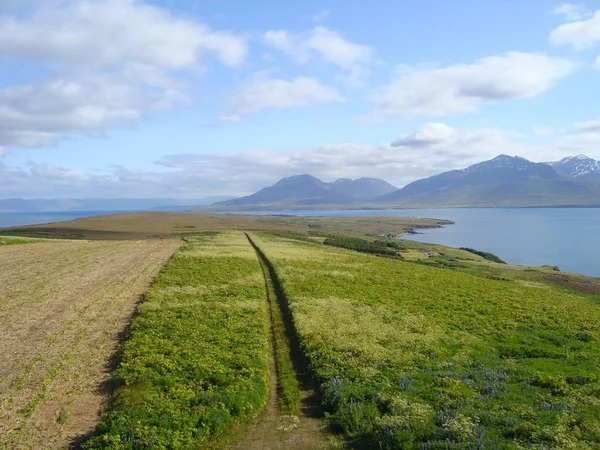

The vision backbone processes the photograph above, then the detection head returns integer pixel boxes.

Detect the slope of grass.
[254,233,600,449]
[84,232,269,449]
[459,247,506,264]
[0,235,49,245]
[323,235,399,257]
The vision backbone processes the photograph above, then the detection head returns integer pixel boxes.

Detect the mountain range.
[211,154,600,209]
[215,176,397,207]
[3,155,599,212]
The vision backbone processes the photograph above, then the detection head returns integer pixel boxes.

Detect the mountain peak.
[376,153,599,207]
[461,154,539,176]
[490,154,528,162]
[213,174,397,207]
[273,174,324,188]
[333,178,353,185]
[559,154,592,162]
[281,174,317,182]
[549,155,600,180]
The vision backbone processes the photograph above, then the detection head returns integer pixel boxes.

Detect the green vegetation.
[246,233,301,416]
[56,409,71,425]
[0,229,85,239]
[460,247,506,264]
[254,233,600,449]
[323,235,399,257]
[0,235,46,245]
[84,232,269,449]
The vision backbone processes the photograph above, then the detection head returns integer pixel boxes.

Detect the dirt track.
[0,238,180,449]
[231,235,331,450]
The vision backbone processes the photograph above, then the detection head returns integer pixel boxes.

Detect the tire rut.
[231,234,330,450]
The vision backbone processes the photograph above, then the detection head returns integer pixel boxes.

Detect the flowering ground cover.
[253,232,600,449]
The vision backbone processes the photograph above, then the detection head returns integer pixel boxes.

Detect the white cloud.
[0,0,247,149]
[555,120,600,154]
[552,4,589,22]
[228,76,343,115]
[146,124,531,194]
[391,123,459,147]
[595,54,600,69]
[0,70,187,148]
[0,0,247,69]
[573,119,600,133]
[372,52,576,116]
[549,8,600,49]
[264,26,373,84]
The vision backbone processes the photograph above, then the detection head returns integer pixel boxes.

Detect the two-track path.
[231,234,330,450]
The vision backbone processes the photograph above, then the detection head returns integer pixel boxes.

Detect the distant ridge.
[375,154,600,207]
[213,175,397,207]
[0,197,233,213]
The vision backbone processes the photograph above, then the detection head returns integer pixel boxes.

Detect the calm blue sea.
[221,208,600,278]
[0,211,122,228]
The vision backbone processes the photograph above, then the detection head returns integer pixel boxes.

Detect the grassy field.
[4,212,600,449]
[253,233,600,449]
[0,237,180,449]
[0,235,49,245]
[84,232,271,449]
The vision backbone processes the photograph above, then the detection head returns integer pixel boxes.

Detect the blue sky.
[1,0,600,198]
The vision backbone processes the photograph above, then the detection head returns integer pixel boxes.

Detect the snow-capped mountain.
[548,155,600,181]
[375,154,600,207]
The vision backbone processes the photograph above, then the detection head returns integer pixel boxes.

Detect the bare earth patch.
[0,238,180,449]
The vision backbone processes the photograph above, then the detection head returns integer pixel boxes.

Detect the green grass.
[459,247,506,264]
[247,234,302,416]
[0,229,85,239]
[254,232,600,449]
[84,232,269,449]
[323,235,400,257]
[0,235,48,245]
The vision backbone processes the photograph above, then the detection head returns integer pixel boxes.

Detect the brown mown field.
[0,238,181,449]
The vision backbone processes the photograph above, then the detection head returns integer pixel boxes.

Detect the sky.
[1,0,600,199]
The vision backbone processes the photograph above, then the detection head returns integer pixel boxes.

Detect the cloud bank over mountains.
[3,120,599,199]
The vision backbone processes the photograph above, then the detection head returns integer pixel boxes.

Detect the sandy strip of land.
[0,238,180,449]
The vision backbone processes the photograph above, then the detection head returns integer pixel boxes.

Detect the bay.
[0,211,122,228]
[222,208,600,278]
